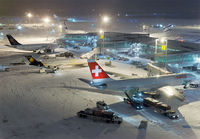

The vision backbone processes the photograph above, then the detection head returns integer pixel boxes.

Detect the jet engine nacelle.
[96,83,107,90]
[90,81,95,87]
[90,81,107,90]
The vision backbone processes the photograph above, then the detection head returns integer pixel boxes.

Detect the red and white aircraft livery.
[87,59,195,91]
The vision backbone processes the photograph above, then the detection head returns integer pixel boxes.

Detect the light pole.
[58,24,63,34]
[26,13,32,24]
[160,38,167,69]
[27,13,32,18]
[43,17,50,24]
[103,16,109,23]
[155,38,167,69]
[43,17,51,40]
[101,15,110,55]
[155,39,158,54]
[164,39,168,70]
[99,29,104,55]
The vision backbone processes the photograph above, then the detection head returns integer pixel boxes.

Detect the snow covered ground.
[0,29,200,139]
[0,45,199,139]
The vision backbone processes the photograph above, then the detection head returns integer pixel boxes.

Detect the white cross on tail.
[92,65,102,77]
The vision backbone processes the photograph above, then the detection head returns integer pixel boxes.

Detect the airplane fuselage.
[99,73,193,91]
[11,43,57,51]
[6,34,58,52]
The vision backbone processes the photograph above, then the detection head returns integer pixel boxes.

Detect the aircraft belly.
[106,79,158,91]
[20,44,48,51]
[17,45,34,51]
[17,45,26,50]
[106,76,184,91]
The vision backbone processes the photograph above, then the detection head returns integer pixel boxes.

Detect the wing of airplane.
[27,57,87,71]
[157,86,185,101]
[55,59,87,69]
[67,59,87,66]
[80,48,98,59]
[105,71,137,79]
[25,55,45,67]
[25,55,59,73]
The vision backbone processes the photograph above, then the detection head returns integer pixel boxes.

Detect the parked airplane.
[6,34,57,53]
[25,55,58,73]
[87,60,195,91]
[25,55,45,67]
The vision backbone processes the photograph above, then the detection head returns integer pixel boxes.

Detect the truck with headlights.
[77,108,122,124]
[143,97,179,119]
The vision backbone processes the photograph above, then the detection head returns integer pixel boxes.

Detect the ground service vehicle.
[143,97,179,119]
[124,91,143,110]
[77,108,122,124]
[96,101,109,110]
[143,91,160,99]
[56,52,74,58]
[39,66,58,73]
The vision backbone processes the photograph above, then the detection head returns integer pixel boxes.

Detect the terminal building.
[59,32,200,70]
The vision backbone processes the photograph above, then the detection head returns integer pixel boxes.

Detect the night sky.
[0,0,199,18]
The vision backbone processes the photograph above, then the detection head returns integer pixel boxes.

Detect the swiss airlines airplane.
[6,34,57,53]
[87,60,195,91]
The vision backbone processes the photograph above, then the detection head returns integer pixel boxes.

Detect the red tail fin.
[88,60,110,80]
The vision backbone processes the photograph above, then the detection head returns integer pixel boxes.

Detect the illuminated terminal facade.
[59,32,200,67]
